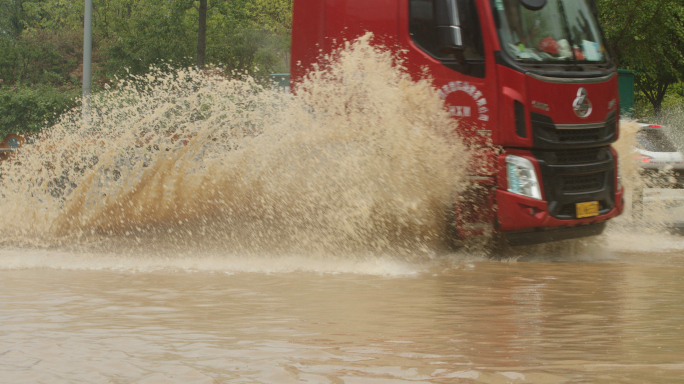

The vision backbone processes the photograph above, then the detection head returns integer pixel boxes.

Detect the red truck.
[289,0,624,246]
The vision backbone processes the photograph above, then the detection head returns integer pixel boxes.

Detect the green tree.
[0,0,295,135]
[0,0,86,87]
[191,0,223,69]
[0,0,44,38]
[101,0,291,77]
[206,0,291,74]
[0,85,80,136]
[102,0,195,79]
[0,0,44,84]
[599,0,684,116]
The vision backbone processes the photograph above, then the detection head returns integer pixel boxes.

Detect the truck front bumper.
[495,188,625,246]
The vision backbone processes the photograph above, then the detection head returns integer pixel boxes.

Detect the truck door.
[406,0,497,145]
[405,0,500,239]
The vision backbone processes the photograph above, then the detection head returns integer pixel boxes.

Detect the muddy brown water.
[2,229,684,384]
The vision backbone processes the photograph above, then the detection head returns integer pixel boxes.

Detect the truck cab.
[290,0,624,245]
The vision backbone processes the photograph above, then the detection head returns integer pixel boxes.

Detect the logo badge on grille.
[572,87,592,118]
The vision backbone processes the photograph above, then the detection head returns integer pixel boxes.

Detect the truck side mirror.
[434,0,464,53]
[519,0,546,11]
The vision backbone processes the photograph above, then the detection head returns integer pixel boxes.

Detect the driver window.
[409,0,485,62]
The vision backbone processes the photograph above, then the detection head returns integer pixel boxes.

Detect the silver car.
[636,124,684,188]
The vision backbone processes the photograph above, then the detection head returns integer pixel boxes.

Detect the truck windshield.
[491,0,608,63]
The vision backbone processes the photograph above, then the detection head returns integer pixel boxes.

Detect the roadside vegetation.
[0,0,291,138]
[597,0,684,120]
[0,0,683,136]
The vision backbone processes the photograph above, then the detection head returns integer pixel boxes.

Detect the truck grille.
[560,173,604,192]
[534,146,615,219]
[536,147,608,165]
[531,110,617,149]
[554,128,602,143]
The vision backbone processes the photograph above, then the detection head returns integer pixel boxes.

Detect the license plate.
[576,201,599,218]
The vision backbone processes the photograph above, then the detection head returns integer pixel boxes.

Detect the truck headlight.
[506,155,542,200]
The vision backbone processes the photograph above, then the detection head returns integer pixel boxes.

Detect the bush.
[0,85,80,137]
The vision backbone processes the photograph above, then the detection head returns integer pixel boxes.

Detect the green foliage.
[97,0,292,79]
[100,0,196,79]
[0,38,19,84]
[0,0,293,134]
[0,85,80,136]
[1,0,293,86]
[17,29,83,86]
[0,0,46,38]
[188,0,292,75]
[598,0,684,116]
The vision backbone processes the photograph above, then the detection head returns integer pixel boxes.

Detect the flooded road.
[2,230,684,383]
[1,37,684,383]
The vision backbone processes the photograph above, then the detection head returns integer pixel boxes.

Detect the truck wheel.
[446,206,506,255]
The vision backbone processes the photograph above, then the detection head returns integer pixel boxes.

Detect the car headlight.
[506,155,542,200]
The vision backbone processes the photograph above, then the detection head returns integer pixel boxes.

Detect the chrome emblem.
[572,87,592,118]
[532,100,549,111]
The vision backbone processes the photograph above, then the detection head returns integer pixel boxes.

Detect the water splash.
[603,119,684,248]
[0,34,470,256]
[4,35,683,270]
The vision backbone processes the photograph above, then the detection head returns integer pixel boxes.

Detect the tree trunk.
[197,0,208,69]
[653,101,662,117]
[637,76,671,118]
[651,82,669,117]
